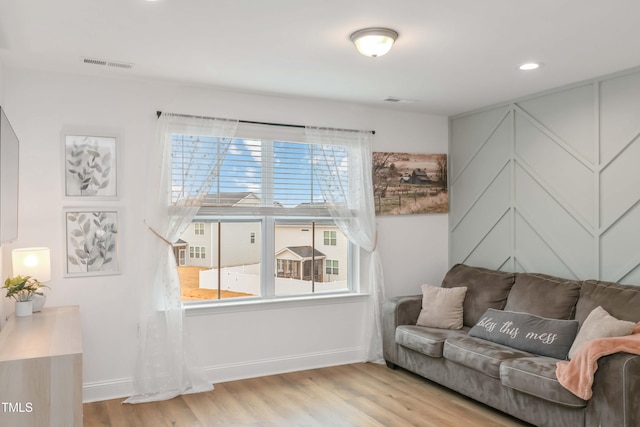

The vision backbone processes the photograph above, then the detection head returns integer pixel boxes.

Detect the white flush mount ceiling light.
[519,62,541,71]
[350,27,399,57]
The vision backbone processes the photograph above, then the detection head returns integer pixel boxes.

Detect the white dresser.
[0,305,83,427]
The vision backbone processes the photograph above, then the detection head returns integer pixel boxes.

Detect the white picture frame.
[63,133,118,199]
[64,208,121,277]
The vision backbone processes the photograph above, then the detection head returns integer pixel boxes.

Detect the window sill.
[185,292,370,317]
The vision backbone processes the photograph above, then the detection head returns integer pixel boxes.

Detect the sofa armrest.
[586,352,640,427]
[382,295,422,365]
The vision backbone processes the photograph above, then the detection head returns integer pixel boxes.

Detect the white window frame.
[186,216,354,303]
[323,230,337,246]
[326,259,339,275]
[194,222,205,235]
[177,123,360,307]
[189,246,206,259]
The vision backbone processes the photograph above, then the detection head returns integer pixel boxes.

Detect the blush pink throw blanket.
[556,324,640,400]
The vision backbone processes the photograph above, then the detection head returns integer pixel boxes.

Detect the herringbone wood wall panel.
[449,68,640,283]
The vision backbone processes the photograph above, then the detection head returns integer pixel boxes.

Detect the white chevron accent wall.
[449,67,640,283]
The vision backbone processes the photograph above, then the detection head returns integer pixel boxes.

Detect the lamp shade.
[350,27,399,57]
[12,247,51,283]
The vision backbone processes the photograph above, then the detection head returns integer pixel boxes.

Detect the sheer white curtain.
[306,127,385,363]
[125,113,238,404]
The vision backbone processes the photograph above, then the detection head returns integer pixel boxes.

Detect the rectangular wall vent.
[82,57,134,70]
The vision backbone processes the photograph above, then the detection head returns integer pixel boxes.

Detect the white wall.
[0,60,6,325]
[2,66,449,401]
[375,110,450,294]
[0,60,4,103]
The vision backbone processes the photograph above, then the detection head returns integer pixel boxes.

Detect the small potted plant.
[3,275,47,317]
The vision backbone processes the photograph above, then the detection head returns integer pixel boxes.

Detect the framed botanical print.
[64,208,121,277]
[63,134,118,199]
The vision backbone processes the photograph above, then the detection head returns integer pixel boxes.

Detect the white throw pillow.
[568,306,636,359]
[416,284,467,330]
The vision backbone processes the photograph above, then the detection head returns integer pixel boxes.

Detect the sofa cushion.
[441,264,515,327]
[416,284,467,329]
[568,306,637,359]
[504,273,580,320]
[500,357,587,408]
[395,325,469,358]
[575,280,640,326]
[468,308,579,360]
[443,335,534,378]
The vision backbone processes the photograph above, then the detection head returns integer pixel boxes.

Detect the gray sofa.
[382,264,640,427]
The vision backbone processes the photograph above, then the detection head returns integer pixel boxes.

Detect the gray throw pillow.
[504,273,580,320]
[469,308,579,360]
[568,306,636,359]
[416,284,467,330]
[441,264,515,327]
[575,280,640,325]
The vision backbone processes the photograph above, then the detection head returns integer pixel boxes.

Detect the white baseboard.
[204,347,366,384]
[83,377,135,403]
[82,347,366,403]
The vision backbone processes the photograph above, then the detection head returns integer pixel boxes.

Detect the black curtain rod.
[156,111,375,135]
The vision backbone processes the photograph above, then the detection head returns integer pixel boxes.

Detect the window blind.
[171,131,349,213]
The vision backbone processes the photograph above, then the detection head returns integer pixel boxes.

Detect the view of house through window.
[274,221,348,296]
[171,126,353,303]
[178,221,262,301]
[176,220,347,301]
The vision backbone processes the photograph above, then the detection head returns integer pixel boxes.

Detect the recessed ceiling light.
[519,62,541,71]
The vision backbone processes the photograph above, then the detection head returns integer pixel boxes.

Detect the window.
[324,230,337,246]
[173,123,354,303]
[185,221,261,300]
[194,223,205,235]
[326,260,339,276]
[189,246,206,259]
[274,220,347,295]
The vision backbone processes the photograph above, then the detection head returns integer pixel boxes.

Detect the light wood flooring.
[83,363,532,426]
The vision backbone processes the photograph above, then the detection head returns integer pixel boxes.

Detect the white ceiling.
[1,0,639,116]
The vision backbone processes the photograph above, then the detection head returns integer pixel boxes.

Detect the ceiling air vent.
[382,97,416,104]
[81,57,134,70]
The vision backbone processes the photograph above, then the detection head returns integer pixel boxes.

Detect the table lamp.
[12,247,51,312]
